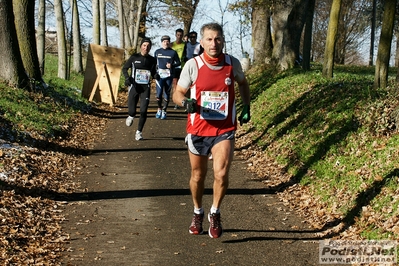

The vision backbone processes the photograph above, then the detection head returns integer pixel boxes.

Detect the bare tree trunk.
[37,0,46,75]
[137,0,149,42]
[271,0,309,71]
[13,0,42,82]
[92,0,100,44]
[395,30,399,84]
[117,0,124,49]
[70,0,83,73]
[132,0,143,50]
[251,0,272,65]
[123,0,133,49]
[302,0,315,70]
[100,0,108,46]
[128,0,135,45]
[322,0,342,78]
[182,0,200,34]
[395,31,399,69]
[0,0,29,87]
[369,0,376,66]
[54,0,68,79]
[123,14,132,49]
[374,0,396,89]
[238,14,248,57]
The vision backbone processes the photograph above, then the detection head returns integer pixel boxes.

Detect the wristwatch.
[181,98,187,107]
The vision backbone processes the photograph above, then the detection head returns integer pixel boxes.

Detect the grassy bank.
[238,64,399,240]
[0,54,89,139]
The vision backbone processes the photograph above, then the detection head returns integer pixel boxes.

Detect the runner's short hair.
[140,38,152,46]
[161,35,170,42]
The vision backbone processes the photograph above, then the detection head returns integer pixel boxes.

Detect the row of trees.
[0,0,397,90]
[247,0,396,84]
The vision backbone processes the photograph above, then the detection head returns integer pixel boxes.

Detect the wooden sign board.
[82,44,125,105]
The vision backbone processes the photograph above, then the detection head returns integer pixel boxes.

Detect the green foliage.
[244,63,399,239]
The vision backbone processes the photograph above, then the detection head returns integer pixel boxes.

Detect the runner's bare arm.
[173,84,189,107]
[237,77,250,106]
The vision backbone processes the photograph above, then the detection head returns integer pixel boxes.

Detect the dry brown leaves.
[0,101,115,265]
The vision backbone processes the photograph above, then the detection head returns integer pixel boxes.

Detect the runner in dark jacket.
[153,35,181,119]
[122,38,157,140]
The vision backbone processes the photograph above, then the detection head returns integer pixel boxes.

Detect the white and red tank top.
[187,54,237,136]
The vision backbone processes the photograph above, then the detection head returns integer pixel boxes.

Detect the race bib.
[200,91,229,120]
[158,69,171,78]
[134,69,151,84]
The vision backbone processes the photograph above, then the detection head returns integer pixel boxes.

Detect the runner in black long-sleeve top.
[122,38,157,140]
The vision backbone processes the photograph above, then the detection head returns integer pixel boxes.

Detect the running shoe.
[161,110,167,120]
[155,109,162,118]
[189,213,204,235]
[174,104,180,110]
[208,213,223,238]
[125,116,134,127]
[135,130,143,141]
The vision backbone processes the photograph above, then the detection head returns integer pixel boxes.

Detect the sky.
[37,0,252,60]
[36,0,253,58]
[88,0,252,60]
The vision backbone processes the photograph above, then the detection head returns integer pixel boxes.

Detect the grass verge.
[239,63,399,240]
[0,54,90,140]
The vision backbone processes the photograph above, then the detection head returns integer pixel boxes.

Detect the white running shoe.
[126,116,134,127]
[135,130,143,141]
[161,111,167,120]
[155,109,162,118]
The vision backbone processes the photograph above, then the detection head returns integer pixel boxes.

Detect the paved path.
[61,102,326,266]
